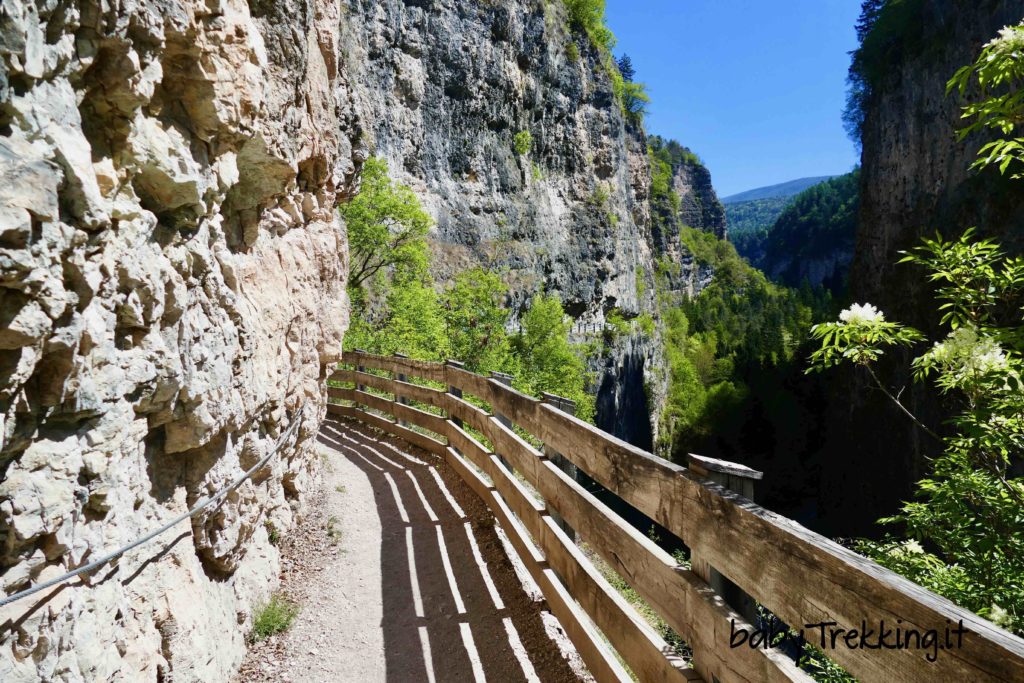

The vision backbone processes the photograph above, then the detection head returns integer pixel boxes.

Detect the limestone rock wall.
[340,0,707,446]
[672,159,727,241]
[853,0,1024,322]
[342,0,658,322]
[0,0,360,680]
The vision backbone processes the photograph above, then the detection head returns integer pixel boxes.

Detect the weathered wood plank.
[538,458,808,683]
[446,419,696,682]
[443,446,494,504]
[327,386,355,402]
[472,404,806,682]
[485,483,632,683]
[349,389,448,438]
[535,516,698,683]
[446,421,546,531]
[340,369,447,409]
[341,351,446,383]
[325,403,358,419]
[535,404,1024,683]
[443,444,628,682]
[444,364,496,404]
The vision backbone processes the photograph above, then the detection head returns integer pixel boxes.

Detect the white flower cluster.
[927,326,1009,378]
[839,303,885,326]
[985,24,1024,53]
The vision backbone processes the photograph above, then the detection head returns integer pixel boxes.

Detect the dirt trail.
[238,418,586,682]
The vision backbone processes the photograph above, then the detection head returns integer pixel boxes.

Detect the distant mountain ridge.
[722,176,837,204]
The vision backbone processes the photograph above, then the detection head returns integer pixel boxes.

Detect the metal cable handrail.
[0,413,303,608]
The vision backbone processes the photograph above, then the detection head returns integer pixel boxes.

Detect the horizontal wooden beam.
[534,404,1024,683]
[341,351,447,383]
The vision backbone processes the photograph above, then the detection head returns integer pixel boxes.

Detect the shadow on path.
[317,418,581,683]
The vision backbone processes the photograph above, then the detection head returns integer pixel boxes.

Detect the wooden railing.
[327,351,1024,683]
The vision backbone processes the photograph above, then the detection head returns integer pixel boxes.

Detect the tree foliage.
[616,53,635,82]
[512,293,595,421]
[341,158,432,289]
[563,0,615,53]
[343,160,595,418]
[808,232,1024,635]
[659,228,825,453]
[441,268,514,373]
[762,170,860,291]
[948,22,1024,177]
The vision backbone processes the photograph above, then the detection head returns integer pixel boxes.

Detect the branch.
[865,364,944,442]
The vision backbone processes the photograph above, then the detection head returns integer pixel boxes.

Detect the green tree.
[657,228,821,455]
[512,293,595,421]
[341,157,432,289]
[441,268,513,373]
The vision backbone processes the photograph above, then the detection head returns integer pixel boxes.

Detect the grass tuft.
[251,593,299,642]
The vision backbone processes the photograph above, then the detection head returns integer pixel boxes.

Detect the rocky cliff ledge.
[0,0,359,680]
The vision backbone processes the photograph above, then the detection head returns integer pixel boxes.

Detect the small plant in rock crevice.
[264,520,279,545]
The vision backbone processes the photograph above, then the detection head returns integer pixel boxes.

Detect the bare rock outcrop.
[342,0,658,321]
[0,0,360,680]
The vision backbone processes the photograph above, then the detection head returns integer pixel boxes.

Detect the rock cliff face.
[340,0,722,445]
[829,0,1024,531]
[672,160,727,240]
[0,0,360,680]
[342,0,656,320]
[853,0,1024,321]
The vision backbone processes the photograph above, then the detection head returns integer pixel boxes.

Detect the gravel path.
[237,418,586,682]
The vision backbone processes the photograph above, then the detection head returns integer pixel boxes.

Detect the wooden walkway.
[327,351,1024,683]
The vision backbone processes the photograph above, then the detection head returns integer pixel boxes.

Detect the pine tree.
[616,53,635,82]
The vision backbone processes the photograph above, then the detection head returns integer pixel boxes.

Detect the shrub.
[264,520,279,545]
[808,231,1024,635]
[251,593,299,642]
[948,22,1024,177]
[513,130,533,156]
[512,293,595,421]
[563,0,615,53]
[442,268,513,373]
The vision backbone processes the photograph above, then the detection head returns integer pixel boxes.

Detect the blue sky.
[604,0,863,198]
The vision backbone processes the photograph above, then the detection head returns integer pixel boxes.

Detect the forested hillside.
[726,172,858,293]
[761,170,860,291]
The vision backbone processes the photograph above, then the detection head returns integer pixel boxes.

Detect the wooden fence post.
[394,352,409,427]
[687,454,762,637]
[490,371,514,471]
[542,392,578,542]
[446,360,464,435]
[354,349,367,408]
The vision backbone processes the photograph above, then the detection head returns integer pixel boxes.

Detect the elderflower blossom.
[985,24,1024,53]
[927,326,1009,378]
[838,303,885,326]
[989,604,1012,629]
